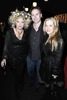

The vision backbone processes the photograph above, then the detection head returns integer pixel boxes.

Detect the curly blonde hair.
[8,9,31,29]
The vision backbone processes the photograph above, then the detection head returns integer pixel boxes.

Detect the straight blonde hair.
[43,17,63,51]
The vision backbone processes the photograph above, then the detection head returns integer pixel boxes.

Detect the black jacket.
[42,36,64,76]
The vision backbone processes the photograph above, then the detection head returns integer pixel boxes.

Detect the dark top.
[2,28,27,64]
[42,36,64,76]
[26,22,48,61]
[29,25,41,61]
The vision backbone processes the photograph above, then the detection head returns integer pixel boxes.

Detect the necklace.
[14,28,24,40]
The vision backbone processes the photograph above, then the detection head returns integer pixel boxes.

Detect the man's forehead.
[31,9,41,14]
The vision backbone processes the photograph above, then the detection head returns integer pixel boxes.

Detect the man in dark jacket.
[26,6,46,90]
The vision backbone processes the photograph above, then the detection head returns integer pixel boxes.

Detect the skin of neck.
[33,20,41,27]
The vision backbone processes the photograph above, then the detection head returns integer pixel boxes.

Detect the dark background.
[0,1,67,100]
[0,0,67,22]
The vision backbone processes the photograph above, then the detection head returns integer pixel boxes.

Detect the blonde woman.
[41,17,64,95]
[1,9,31,99]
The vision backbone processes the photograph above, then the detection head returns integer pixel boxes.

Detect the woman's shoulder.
[58,35,63,43]
[43,33,49,41]
[57,36,64,49]
[7,27,13,32]
[5,28,14,38]
[5,28,12,35]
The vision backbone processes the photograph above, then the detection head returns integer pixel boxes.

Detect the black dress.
[2,28,27,93]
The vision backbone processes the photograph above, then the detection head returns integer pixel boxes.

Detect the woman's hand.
[52,74,57,79]
[1,59,6,67]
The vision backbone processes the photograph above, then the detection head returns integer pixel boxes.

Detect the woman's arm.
[1,30,10,67]
[52,40,64,75]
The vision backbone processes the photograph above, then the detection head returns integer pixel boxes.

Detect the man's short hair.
[30,6,42,14]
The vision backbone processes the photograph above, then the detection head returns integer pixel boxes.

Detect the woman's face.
[45,20,55,36]
[15,17,24,30]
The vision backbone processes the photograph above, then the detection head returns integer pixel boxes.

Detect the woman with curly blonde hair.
[1,9,31,99]
[41,17,64,95]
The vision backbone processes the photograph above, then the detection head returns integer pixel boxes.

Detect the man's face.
[31,9,42,24]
